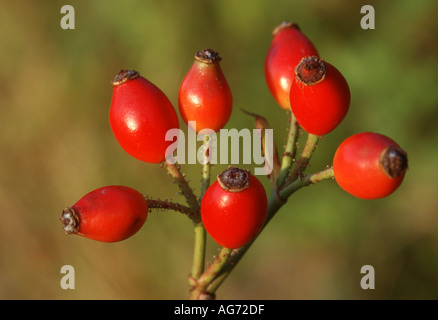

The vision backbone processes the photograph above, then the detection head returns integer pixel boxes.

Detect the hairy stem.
[164,162,201,221]
[276,111,299,188]
[146,198,197,220]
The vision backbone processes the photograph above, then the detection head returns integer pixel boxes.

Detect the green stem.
[191,221,207,280]
[190,247,232,299]
[199,135,211,203]
[189,135,211,285]
[289,133,320,183]
[280,167,334,199]
[276,112,299,188]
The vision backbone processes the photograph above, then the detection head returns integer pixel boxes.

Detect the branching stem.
[289,133,320,182]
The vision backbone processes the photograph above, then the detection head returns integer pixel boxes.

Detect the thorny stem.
[146,198,197,220]
[194,167,334,297]
[164,161,207,285]
[276,111,299,189]
[164,162,201,221]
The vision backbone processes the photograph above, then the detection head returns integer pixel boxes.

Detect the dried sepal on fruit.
[61,186,148,242]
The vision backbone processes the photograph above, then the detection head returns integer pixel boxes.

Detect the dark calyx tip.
[195,49,222,64]
[60,207,79,234]
[380,146,408,178]
[112,70,140,86]
[295,56,326,86]
[217,166,251,192]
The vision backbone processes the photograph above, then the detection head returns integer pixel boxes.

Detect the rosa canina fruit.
[110,70,179,163]
[265,21,319,110]
[290,56,350,135]
[201,167,268,249]
[60,185,148,242]
[333,132,408,199]
[178,49,232,132]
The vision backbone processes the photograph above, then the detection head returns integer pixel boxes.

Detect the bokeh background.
[1,0,437,299]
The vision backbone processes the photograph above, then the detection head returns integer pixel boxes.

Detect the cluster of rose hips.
[60,43,269,248]
[60,21,408,297]
[265,22,408,199]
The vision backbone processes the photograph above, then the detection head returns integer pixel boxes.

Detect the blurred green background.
[0,0,437,299]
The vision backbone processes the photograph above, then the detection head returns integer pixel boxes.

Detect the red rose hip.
[290,56,350,135]
[265,22,319,110]
[201,167,268,249]
[178,49,233,132]
[60,186,148,242]
[110,70,179,163]
[333,132,408,199]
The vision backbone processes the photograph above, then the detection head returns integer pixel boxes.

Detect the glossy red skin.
[178,60,232,132]
[290,62,350,135]
[333,132,406,199]
[72,186,148,242]
[201,176,268,249]
[110,76,179,163]
[265,26,319,110]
